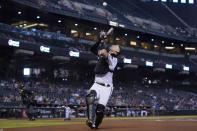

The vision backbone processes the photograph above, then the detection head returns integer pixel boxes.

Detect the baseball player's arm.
[90,40,101,55]
[98,49,108,57]
[90,28,113,56]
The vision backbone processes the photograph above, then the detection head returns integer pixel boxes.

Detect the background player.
[86,28,121,129]
[19,84,37,121]
[64,104,71,121]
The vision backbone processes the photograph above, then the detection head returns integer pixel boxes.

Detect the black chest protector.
[94,57,114,75]
[94,57,108,75]
[91,41,115,75]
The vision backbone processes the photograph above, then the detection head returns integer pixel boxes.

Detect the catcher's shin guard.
[86,90,97,122]
[94,104,105,128]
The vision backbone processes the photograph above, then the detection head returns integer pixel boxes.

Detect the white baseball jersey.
[90,54,118,106]
[65,106,71,119]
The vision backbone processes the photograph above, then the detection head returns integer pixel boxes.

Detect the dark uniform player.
[19,84,36,121]
[86,29,121,129]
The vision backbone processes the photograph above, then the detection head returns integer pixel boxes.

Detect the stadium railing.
[1,106,197,119]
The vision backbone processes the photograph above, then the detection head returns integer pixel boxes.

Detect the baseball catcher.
[19,84,37,121]
[86,27,121,129]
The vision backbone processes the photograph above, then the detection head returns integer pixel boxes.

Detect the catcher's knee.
[96,104,105,115]
[86,90,97,105]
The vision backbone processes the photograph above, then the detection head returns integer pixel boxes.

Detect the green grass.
[1,116,197,129]
[0,119,83,129]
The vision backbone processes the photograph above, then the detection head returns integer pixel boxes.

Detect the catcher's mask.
[109,45,121,57]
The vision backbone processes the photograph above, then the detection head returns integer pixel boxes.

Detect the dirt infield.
[2,117,197,131]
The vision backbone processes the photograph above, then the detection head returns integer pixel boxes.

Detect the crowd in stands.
[128,84,197,110]
[14,0,197,38]
[0,22,193,68]
[0,23,90,53]
[1,79,197,111]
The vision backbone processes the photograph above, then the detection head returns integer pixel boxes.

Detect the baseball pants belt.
[95,82,110,87]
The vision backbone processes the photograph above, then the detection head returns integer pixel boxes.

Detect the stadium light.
[165,46,175,50]
[40,46,50,53]
[146,61,153,67]
[123,58,132,64]
[189,0,194,4]
[137,36,140,39]
[23,68,30,76]
[37,16,40,19]
[154,45,158,48]
[162,41,165,44]
[94,27,97,30]
[86,32,91,36]
[181,44,184,47]
[166,64,172,69]
[75,23,78,27]
[71,30,77,34]
[173,0,178,3]
[119,24,125,28]
[183,66,189,71]
[116,37,120,41]
[181,0,186,3]
[161,0,167,2]
[18,11,22,15]
[69,51,80,57]
[148,80,152,84]
[185,47,195,51]
[109,21,118,27]
[130,41,137,46]
[8,39,20,47]
[125,33,128,36]
[151,38,154,42]
[58,20,62,23]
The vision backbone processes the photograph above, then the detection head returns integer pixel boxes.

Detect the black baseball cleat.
[86,120,94,129]
[92,124,99,130]
[86,120,99,129]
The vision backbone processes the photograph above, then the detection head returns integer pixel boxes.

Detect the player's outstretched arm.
[90,40,101,55]
[90,30,106,55]
[90,27,114,56]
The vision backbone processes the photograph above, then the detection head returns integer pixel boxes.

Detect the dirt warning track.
[2,117,197,131]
